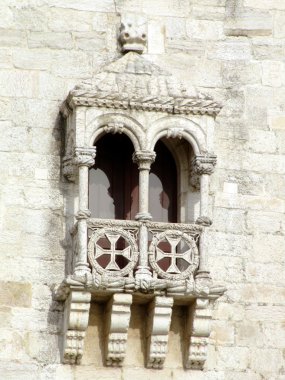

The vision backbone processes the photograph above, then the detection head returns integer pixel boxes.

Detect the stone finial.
[119,17,147,54]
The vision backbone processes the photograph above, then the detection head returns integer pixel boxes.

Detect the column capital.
[132,150,156,170]
[74,147,96,168]
[192,154,217,176]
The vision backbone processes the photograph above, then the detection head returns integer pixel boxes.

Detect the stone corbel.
[146,296,174,369]
[185,298,212,370]
[105,293,132,367]
[62,288,91,364]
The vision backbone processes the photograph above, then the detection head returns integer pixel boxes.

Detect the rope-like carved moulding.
[62,289,91,364]
[105,293,132,367]
[146,296,174,369]
[185,298,212,370]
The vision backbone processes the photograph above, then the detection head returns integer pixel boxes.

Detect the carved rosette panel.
[149,230,199,280]
[88,227,138,277]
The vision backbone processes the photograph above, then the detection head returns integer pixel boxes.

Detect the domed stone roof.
[65,51,222,117]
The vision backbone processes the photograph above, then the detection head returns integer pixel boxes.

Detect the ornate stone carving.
[167,127,184,139]
[132,150,156,170]
[105,293,132,366]
[192,154,217,176]
[63,155,76,182]
[62,289,91,365]
[103,122,124,134]
[119,19,147,54]
[88,227,139,277]
[195,216,213,226]
[185,298,212,370]
[149,230,199,280]
[73,147,96,167]
[63,52,222,118]
[146,296,173,369]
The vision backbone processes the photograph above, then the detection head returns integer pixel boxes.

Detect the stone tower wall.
[0,1,284,379]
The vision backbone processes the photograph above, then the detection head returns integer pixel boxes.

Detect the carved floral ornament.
[57,17,225,371]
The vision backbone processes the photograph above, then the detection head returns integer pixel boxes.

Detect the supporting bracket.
[62,288,91,364]
[146,296,174,369]
[185,298,212,369]
[105,293,132,367]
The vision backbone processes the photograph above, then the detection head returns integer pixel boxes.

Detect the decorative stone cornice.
[132,150,156,170]
[74,147,96,168]
[192,154,217,176]
[62,52,223,118]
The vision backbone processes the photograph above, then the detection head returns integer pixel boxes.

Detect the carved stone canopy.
[62,51,222,117]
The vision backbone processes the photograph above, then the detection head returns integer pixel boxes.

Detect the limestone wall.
[0,1,284,379]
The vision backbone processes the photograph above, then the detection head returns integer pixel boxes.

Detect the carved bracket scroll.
[105,293,132,367]
[185,298,212,369]
[146,296,174,369]
[62,288,91,364]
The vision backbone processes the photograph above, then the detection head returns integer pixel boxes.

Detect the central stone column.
[133,150,156,281]
[73,146,96,276]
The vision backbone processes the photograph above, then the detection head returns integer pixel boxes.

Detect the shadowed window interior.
[89,134,177,223]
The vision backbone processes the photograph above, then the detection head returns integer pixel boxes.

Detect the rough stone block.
[46,0,115,12]
[142,0,192,17]
[262,60,285,87]
[73,31,106,51]
[211,322,235,345]
[244,0,285,10]
[246,210,283,233]
[0,281,32,307]
[186,20,224,40]
[245,262,285,285]
[252,38,285,60]
[247,130,277,153]
[222,61,261,87]
[251,233,285,263]
[192,5,225,21]
[245,305,285,323]
[207,41,251,60]
[216,347,250,370]
[147,20,165,54]
[251,349,283,374]
[0,70,38,98]
[48,8,92,32]
[12,50,51,70]
[28,32,73,50]
[0,30,26,47]
[225,10,273,37]
[0,49,12,69]
[274,11,285,37]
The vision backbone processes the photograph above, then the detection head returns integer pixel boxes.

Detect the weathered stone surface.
[0,281,32,307]
[0,1,284,379]
[225,9,273,37]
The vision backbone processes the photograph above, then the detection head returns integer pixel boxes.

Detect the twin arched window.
[89,134,177,223]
